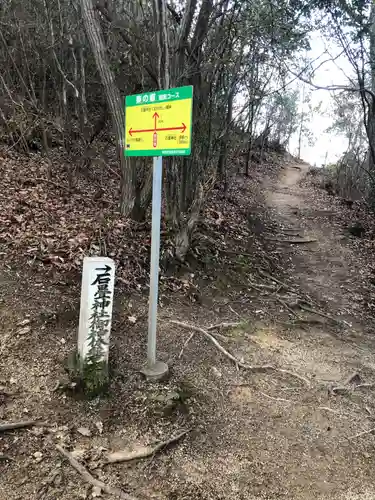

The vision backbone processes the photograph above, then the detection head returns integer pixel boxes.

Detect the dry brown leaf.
[77,427,92,437]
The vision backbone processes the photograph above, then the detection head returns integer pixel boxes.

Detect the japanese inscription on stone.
[78,257,115,367]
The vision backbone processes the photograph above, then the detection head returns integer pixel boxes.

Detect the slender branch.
[56,445,136,499]
[0,421,36,432]
[171,321,310,385]
[288,67,375,100]
[106,429,190,464]
[96,4,158,85]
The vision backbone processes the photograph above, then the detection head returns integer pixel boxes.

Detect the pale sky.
[289,30,355,166]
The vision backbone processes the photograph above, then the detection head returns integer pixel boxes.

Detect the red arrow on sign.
[129,123,186,135]
[153,112,159,130]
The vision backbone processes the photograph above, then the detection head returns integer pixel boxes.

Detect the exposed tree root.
[298,304,343,325]
[275,296,300,318]
[248,281,277,292]
[171,321,310,385]
[0,420,36,432]
[258,270,294,291]
[354,383,375,390]
[259,391,293,403]
[56,445,136,500]
[207,322,241,331]
[228,305,241,318]
[266,237,317,244]
[178,332,195,359]
[106,429,190,464]
[345,428,375,441]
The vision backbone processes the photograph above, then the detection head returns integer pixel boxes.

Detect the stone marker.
[78,257,115,393]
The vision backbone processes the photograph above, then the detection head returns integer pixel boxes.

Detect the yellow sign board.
[124,86,193,157]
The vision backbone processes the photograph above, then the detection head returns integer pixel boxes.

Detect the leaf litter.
[2,151,375,499]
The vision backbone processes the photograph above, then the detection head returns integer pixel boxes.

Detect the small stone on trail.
[33,451,43,463]
[127,315,137,324]
[77,426,92,437]
[95,421,103,434]
[92,486,102,498]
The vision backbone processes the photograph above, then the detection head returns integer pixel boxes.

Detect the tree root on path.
[254,275,343,326]
[275,297,300,318]
[178,332,196,359]
[249,281,278,292]
[106,429,190,464]
[207,322,241,331]
[259,391,293,403]
[258,269,295,292]
[265,237,317,244]
[0,420,36,432]
[171,321,310,386]
[298,303,344,326]
[353,383,375,390]
[345,428,375,441]
[258,269,318,306]
[56,445,136,500]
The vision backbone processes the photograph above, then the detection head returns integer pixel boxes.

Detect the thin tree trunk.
[367,0,375,206]
[80,0,133,215]
[69,36,79,118]
[41,60,52,179]
[217,88,233,181]
[79,43,88,128]
[298,83,305,158]
[245,103,254,176]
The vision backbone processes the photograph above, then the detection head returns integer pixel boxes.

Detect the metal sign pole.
[143,156,168,379]
[125,86,193,380]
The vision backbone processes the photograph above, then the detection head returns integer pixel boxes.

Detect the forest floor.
[2,152,375,500]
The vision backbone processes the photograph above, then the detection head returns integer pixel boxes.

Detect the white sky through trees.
[289,30,356,167]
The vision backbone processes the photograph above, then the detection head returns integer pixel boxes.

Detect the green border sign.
[124,86,193,157]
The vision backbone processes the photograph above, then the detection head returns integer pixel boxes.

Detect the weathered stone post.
[77,257,115,394]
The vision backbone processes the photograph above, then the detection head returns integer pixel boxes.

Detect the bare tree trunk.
[80,0,133,215]
[41,59,52,179]
[298,83,305,158]
[69,35,79,118]
[245,103,255,176]
[131,159,153,221]
[217,88,233,181]
[367,0,375,207]
[79,43,88,128]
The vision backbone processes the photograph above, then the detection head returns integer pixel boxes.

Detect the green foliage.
[327,91,367,156]
[66,351,109,398]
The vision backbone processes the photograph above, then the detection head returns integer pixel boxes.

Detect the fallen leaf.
[71,448,86,460]
[211,367,222,378]
[95,421,103,434]
[17,326,31,335]
[77,427,92,437]
[92,486,102,498]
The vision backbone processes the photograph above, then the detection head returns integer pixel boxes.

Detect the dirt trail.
[2,160,375,500]
[267,163,361,324]
[261,162,375,499]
